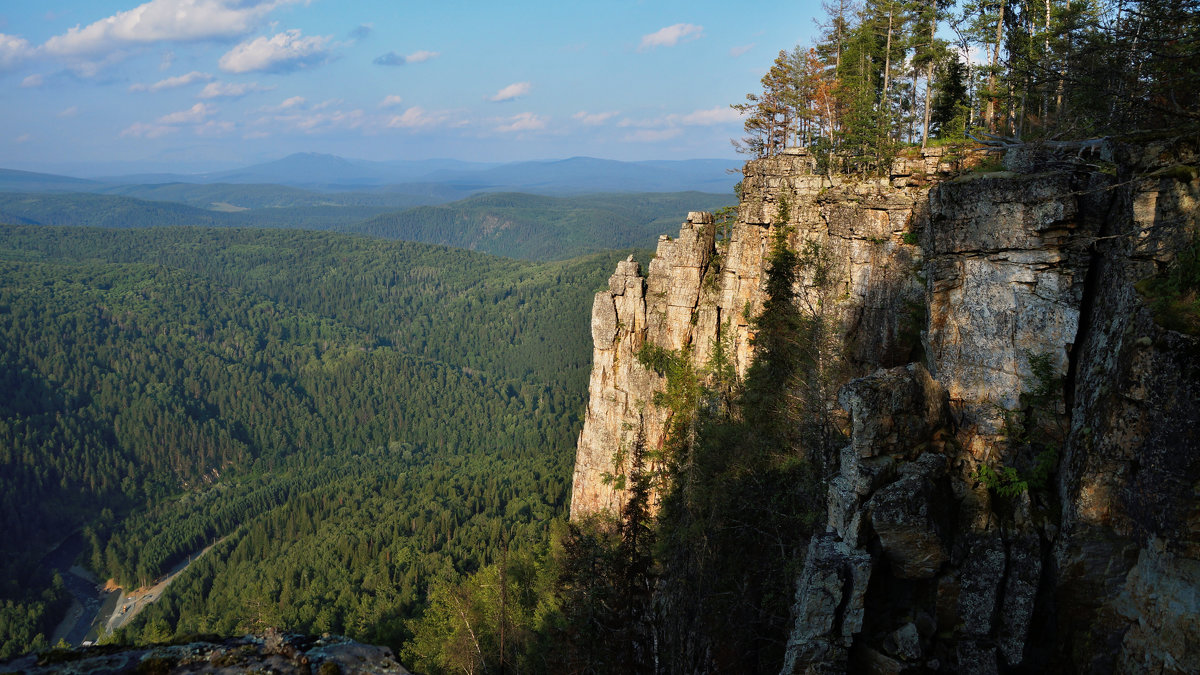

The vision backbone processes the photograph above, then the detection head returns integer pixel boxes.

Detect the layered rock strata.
[783,136,1199,673]
[572,133,1199,672]
[570,148,974,519]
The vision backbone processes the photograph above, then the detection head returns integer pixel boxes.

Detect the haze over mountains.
[0,153,738,261]
[2,153,740,197]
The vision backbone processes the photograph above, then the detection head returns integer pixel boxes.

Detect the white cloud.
[495,112,547,133]
[387,106,447,129]
[160,50,175,70]
[0,33,33,69]
[489,81,531,102]
[121,121,175,138]
[198,80,270,98]
[379,95,404,109]
[289,109,366,133]
[58,106,79,118]
[373,49,440,66]
[639,24,703,51]
[21,73,44,88]
[15,133,32,144]
[43,0,297,57]
[729,43,754,57]
[959,45,988,67]
[573,111,618,126]
[680,106,742,125]
[624,128,682,142]
[157,102,213,124]
[258,95,306,113]
[404,50,438,64]
[218,29,331,73]
[129,70,213,92]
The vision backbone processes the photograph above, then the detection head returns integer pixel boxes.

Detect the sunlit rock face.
[571,133,1200,673]
[570,149,968,520]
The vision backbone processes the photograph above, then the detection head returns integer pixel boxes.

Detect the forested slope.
[350,191,735,260]
[0,190,731,261]
[0,225,636,656]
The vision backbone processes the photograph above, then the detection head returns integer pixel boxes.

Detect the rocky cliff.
[571,147,973,519]
[570,133,1200,672]
[0,630,410,674]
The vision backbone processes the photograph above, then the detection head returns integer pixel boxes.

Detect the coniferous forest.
[0,224,638,660]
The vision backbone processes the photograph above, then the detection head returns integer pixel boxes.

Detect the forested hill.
[348,191,734,260]
[0,224,637,657]
[0,190,730,261]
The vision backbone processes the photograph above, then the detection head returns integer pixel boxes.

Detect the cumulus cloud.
[489,81,531,102]
[729,43,755,57]
[21,73,44,88]
[378,94,404,109]
[573,111,618,126]
[386,106,449,129]
[349,24,372,41]
[286,109,366,133]
[0,33,33,69]
[373,49,439,66]
[680,106,742,125]
[495,112,546,133]
[42,0,297,57]
[58,106,79,118]
[158,102,213,124]
[639,24,703,51]
[129,70,213,92]
[280,96,306,109]
[403,50,438,64]
[219,29,331,73]
[122,100,225,139]
[198,80,270,98]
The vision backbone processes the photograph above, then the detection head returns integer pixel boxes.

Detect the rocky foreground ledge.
[0,631,410,674]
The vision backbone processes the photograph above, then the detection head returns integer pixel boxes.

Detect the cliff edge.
[569,133,1200,672]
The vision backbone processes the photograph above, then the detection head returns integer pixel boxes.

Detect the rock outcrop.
[571,132,1200,672]
[570,148,977,519]
[0,631,411,674]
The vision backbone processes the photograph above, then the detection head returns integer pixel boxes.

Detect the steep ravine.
[570,134,1199,673]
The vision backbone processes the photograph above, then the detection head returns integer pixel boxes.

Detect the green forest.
[0,224,637,659]
[0,190,732,261]
[733,0,1197,173]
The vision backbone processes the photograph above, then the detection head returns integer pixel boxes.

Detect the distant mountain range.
[0,153,740,260]
[54,152,743,194]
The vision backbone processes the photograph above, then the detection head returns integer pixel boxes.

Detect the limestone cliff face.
[782,136,1199,673]
[570,148,971,519]
[570,133,1199,672]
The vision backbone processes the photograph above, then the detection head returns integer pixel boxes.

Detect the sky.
[0,0,823,175]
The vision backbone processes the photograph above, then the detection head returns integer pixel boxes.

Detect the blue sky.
[0,0,822,175]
